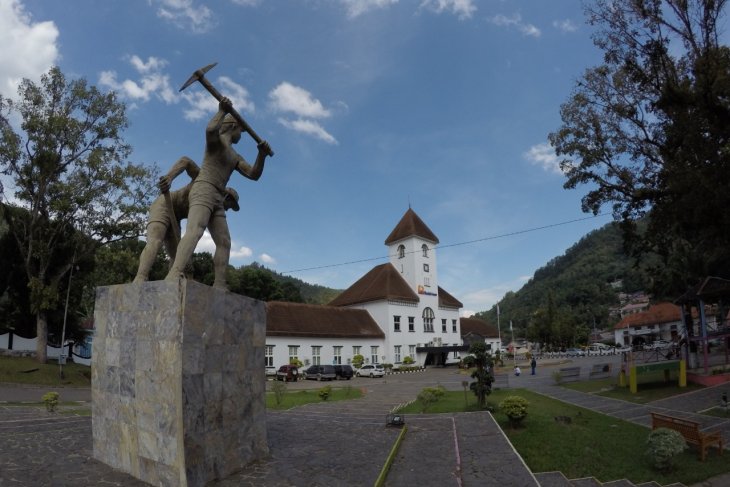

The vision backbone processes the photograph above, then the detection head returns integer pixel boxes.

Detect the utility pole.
[59,253,76,380]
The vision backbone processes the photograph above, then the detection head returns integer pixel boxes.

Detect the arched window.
[422,307,435,332]
[422,244,429,257]
[397,244,405,259]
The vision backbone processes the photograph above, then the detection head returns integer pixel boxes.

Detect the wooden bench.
[557,366,581,383]
[589,363,612,380]
[650,412,724,461]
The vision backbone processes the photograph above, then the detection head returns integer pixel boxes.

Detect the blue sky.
[0,0,613,316]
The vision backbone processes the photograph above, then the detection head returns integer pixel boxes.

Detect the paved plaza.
[1,356,729,486]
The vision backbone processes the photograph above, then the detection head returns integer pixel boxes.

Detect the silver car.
[356,364,385,378]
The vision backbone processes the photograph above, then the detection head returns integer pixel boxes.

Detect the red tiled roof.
[438,286,463,309]
[328,263,419,307]
[266,301,385,338]
[384,208,439,245]
[460,317,498,338]
[614,302,681,329]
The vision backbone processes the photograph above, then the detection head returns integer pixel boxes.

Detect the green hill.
[473,222,654,345]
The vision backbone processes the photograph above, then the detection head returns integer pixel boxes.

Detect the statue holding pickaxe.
[164,63,273,290]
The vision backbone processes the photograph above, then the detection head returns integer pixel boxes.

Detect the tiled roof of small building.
[384,208,439,245]
[614,302,681,329]
[460,317,499,338]
[328,263,419,307]
[266,301,385,338]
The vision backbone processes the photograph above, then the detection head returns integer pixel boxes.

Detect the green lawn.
[266,385,364,410]
[0,355,91,387]
[561,371,704,404]
[399,389,729,485]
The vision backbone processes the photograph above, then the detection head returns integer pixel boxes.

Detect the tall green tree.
[0,67,154,362]
[468,341,493,409]
[550,0,730,295]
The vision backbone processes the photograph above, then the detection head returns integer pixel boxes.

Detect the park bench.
[589,363,612,380]
[650,412,724,461]
[557,366,581,383]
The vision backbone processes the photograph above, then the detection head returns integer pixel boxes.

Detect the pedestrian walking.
[530,357,537,375]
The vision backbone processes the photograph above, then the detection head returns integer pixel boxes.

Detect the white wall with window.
[266,338,381,369]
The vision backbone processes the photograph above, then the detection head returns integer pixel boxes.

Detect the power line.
[281,212,610,275]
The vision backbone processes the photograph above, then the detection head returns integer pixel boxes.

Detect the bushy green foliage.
[469,342,493,408]
[500,395,529,427]
[318,385,332,401]
[352,354,365,368]
[270,380,287,406]
[460,355,475,368]
[402,356,415,365]
[289,357,303,368]
[42,391,59,412]
[646,428,687,472]
[417,385,445,413]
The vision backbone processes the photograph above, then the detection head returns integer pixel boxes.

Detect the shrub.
[289,357,303,368]
[271,380,287,406]
[402,356,414,365]
[551,370,562,385]
[460,355,475,368]
[352,354,365,369]
[500,395,529,428]
[646,428,687,472]
[42,391,59,412]
[382,363,393,372]
[318,385,332,401]
[417,385,445,413]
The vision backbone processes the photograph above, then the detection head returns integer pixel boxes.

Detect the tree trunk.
[36,311,48,363]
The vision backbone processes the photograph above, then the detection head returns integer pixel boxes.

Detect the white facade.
[265,336,384,369]
[264,210,465,368]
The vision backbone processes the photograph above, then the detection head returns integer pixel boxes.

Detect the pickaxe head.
[179,62,218,92]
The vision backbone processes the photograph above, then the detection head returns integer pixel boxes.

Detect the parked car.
[647,340,672,350]
[565,348,585,357]
[276,364,299,382]
[265,366,277,377]
[333,364,354,380]
[302,364,337,381]
[356,364,385,378]
[588,343,610,354]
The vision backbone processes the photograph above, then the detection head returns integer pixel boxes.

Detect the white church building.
[264,208,471,369]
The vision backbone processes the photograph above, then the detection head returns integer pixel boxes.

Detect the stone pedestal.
[91,280,268,487]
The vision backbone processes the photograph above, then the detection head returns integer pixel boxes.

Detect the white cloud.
[259,253,276,264]
[230,0,261,5]
[269,82,337,144]
[0,0,59,99]
[278,118,338,145]
[488,13,541,38]
[553,19,578,33]
[193,230,253,259]
[340,0,398,19]
[181,76,255,121]
[99,55,177,104]
[231,245,254,259]
[151,0,214,33]
[269,82,331,118]
[419,0,476,20]
[524,143,565,175]
[193,229,216,254]
[460,275,531,317]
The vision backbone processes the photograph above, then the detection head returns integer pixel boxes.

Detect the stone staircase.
[535,471,686,487]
